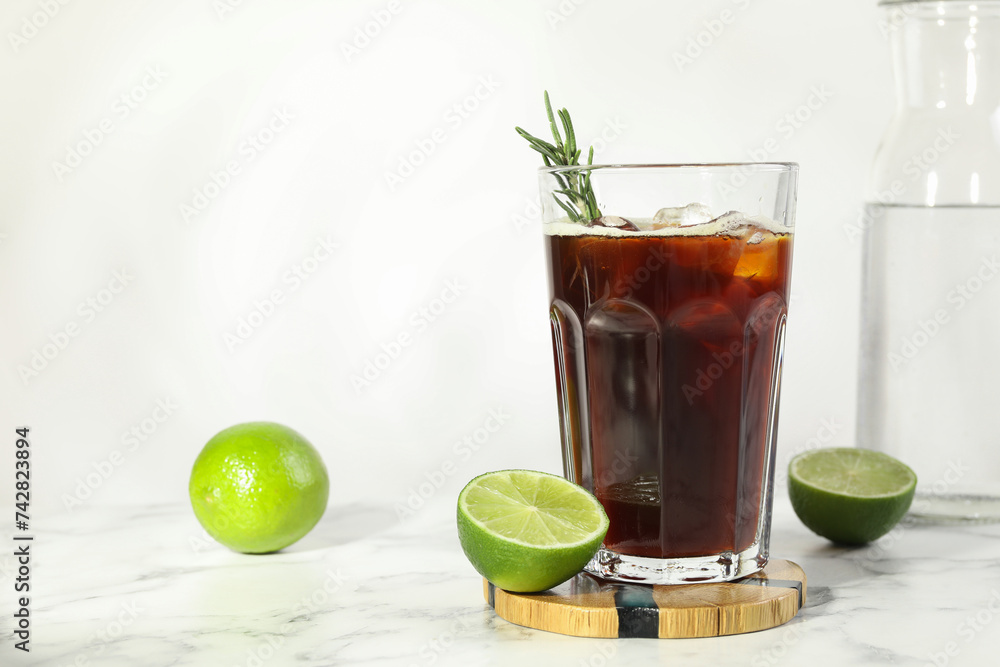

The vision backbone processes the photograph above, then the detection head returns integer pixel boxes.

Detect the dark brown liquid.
[547,228,793,558]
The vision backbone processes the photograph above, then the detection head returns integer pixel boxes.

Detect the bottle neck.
[887,1,1000,111]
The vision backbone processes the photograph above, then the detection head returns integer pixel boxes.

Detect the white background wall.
[0,0,888,520]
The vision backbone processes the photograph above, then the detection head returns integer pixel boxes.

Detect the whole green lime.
[189,422,329,553]
[788,447,916,545]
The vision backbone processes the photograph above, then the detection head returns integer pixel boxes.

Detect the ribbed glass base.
[584,541,767,585]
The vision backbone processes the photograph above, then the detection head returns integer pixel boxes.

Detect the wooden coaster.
[484,559,805,639]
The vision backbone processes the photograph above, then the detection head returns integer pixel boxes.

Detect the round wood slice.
[484,558,805,639]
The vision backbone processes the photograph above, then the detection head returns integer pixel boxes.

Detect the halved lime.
[457,470,608,592]
[788,447,916,545]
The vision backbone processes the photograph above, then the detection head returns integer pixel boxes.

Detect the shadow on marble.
[281,503,397,553]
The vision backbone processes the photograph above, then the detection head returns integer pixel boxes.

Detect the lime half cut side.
[788,447,917,545]
[457,470,608,592]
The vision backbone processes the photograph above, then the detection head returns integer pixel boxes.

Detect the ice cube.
[591,216,639,231]
[712,211,752,236]
[668,298,742,344]
[733,231,781,282]
[652,203,713,229]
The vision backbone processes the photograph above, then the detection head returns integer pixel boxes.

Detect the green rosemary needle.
[515,91,601,223]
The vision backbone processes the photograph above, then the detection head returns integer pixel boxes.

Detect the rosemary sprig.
[515,91,601,223]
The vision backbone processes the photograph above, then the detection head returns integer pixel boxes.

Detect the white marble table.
[7,497,1000,666]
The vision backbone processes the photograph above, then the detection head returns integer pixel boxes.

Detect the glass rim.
[538,162,798,175]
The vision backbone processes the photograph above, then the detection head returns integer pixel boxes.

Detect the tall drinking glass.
[542,164,797,584]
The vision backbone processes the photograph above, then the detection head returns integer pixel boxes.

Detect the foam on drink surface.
[543,205,791,238]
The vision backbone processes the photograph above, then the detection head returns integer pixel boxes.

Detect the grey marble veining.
[6,497,1000,666]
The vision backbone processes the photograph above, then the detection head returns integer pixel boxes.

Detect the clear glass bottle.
[859,0,1000,521]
